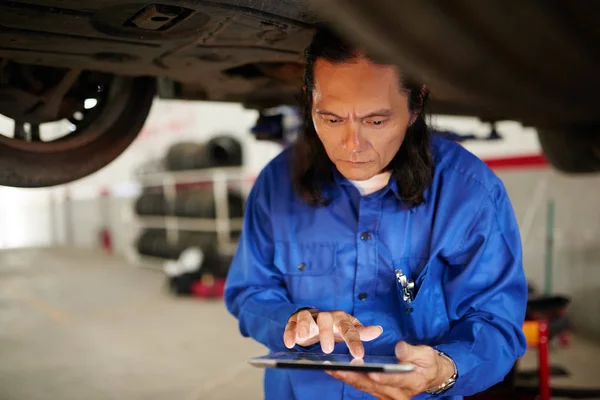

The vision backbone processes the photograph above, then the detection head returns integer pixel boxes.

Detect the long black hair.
[292,26,434,207]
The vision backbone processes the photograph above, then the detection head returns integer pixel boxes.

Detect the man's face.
[311,56,414,181]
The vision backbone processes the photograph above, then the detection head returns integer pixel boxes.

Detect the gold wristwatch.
[425,350,458,396]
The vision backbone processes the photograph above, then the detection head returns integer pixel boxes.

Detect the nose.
[342,122,368,153]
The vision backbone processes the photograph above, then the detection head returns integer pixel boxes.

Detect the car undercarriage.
[0,0,598,187]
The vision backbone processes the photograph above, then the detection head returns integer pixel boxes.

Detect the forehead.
[312,57,403,105]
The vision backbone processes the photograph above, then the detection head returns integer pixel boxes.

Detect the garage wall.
[497,169,600,339]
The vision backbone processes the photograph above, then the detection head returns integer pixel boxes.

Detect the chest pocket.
[394,257,450,345]
[274,241,341,307]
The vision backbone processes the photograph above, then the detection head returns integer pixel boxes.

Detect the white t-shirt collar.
[348,170,392,196]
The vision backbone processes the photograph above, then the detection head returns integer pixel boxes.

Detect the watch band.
[425,350,458,396]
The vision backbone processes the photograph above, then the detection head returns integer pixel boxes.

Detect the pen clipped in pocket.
[394,258,450,342]
[395,268,416,314]
[393,257,429,313]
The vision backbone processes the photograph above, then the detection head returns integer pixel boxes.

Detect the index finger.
[283,314,298,348]
[296,309,316,341]
[317,312,335,353]
[336,319,364,359]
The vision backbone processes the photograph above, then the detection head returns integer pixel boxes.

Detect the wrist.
[438,354,456,384]
[426,350,458,394]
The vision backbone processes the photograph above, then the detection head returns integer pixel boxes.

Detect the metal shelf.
[137,167,246,186]
[137,216,244,232]
[133,165,248,266]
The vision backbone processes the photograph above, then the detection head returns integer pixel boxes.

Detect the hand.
[326,341,456,400]
[283,309,383,358]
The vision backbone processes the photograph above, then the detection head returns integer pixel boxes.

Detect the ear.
[415,84,428,111]
[408,114,418,127]
[409,84,428,126]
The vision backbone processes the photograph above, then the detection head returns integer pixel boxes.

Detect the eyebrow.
[315,109,393,119]
[358,109,393,119]
[315,110,344,118]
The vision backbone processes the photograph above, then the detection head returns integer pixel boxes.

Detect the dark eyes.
[322,117,387,126]
[366,119,388,127]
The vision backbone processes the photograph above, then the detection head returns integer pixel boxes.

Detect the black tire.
[205,135,243,167]
[164,142,208,171]
[135,192,167,216]
[0,76,156,187]
[136,228,181,259]
[175,189,245,218]
[134,189,245,218]
[136,228,234,278]
[164,135,242,171]
[135,228,220,261]
[537,129,600,173]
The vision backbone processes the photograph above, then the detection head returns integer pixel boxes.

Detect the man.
[225,26,528,400]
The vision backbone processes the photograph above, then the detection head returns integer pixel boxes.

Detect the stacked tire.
[135,229,235,278]
[135,189,245,218]
[133,135,245,297]
[165,135,243,171]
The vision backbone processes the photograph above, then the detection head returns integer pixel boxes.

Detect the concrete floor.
[0,247,266,400]
[1,247,599,400]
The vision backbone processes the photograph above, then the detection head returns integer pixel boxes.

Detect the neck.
[349,170,392,195]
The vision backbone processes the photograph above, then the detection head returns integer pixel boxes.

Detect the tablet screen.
[250,351,415,373]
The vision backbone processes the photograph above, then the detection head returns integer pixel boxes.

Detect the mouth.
[342,160,371,165]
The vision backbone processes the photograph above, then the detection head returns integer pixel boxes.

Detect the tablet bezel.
[249,352,416,373]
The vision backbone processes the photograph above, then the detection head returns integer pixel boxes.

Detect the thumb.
[394,341,420,362]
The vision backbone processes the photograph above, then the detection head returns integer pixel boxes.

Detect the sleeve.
[224,167,316,352]
[433,187,529,397]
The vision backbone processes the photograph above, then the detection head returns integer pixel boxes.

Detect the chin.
[337,165,376,181]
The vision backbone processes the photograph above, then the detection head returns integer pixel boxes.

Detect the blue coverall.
[225,135,528,399]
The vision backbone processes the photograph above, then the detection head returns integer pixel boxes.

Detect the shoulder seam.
[435,156,498,205]
[435,160,504,253]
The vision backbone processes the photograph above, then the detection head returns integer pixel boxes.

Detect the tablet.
[249,352,416,373]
